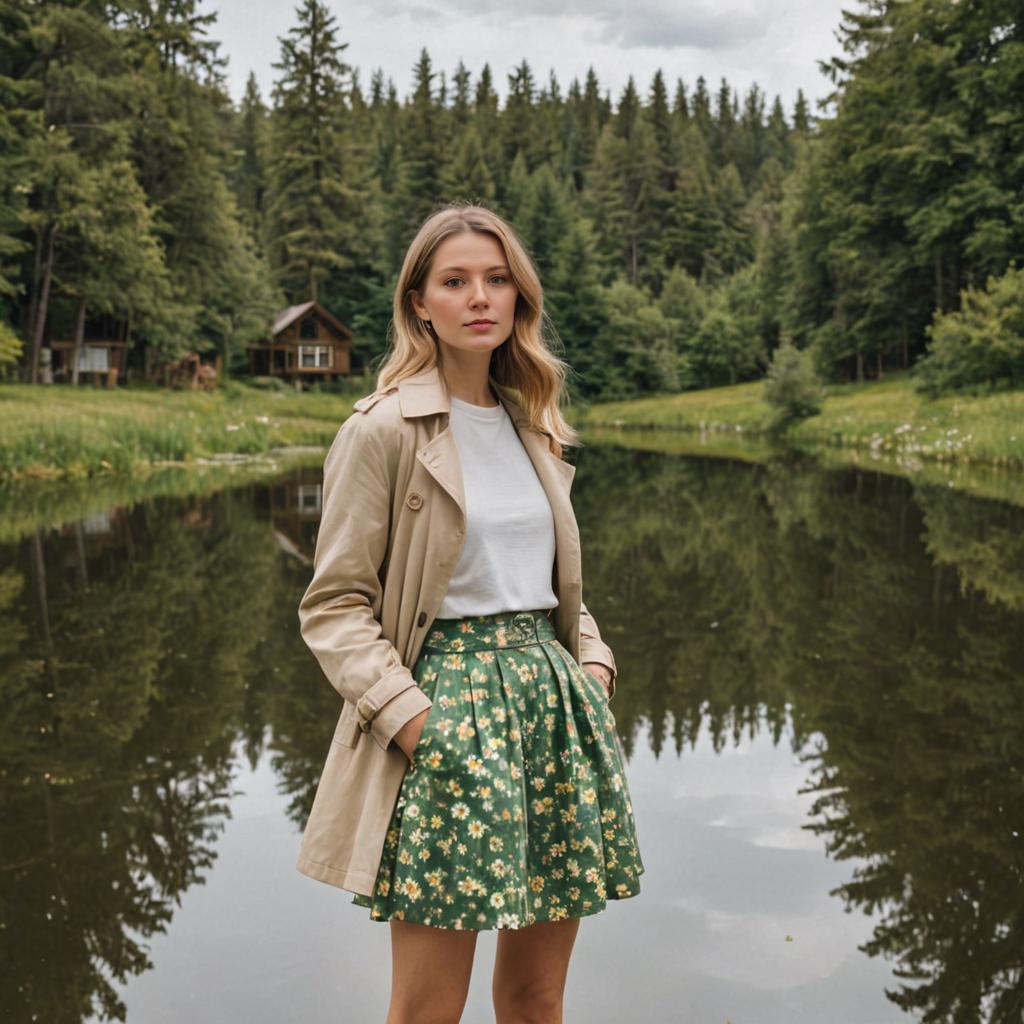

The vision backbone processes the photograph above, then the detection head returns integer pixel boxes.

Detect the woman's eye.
[443,278,463,288]
[490,275,508,284]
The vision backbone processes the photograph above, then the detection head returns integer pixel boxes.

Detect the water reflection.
[1,451,1022,1022]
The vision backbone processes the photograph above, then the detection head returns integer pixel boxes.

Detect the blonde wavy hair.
[373,203,581,454]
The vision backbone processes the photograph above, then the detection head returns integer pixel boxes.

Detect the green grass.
[0,379,371,480]
[576,373,1024,469]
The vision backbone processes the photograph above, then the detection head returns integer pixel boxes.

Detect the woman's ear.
[409,289,428,320]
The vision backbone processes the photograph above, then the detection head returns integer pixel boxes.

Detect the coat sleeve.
[298,413,431,752]
[579,600,618,700]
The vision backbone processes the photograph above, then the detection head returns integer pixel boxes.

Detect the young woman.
[297,203,644,1023]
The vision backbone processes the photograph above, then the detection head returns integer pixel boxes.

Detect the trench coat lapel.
[397,366,582,588]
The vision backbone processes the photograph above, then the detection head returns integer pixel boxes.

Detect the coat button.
[417,611,427,627]
[359,718,372,732]
[406,492,423,510]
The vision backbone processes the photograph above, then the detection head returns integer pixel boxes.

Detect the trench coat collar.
[396,364,523,424]
[396,364,581,585]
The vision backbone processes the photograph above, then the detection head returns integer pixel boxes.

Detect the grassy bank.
[576,374,1024,469]
[0,380,366,480]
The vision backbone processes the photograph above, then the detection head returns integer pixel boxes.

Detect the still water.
[2,444,1022,1023]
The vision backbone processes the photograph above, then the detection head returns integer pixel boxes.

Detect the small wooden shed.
[248,301,353,380]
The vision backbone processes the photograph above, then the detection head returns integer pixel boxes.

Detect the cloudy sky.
[211,0,852,116]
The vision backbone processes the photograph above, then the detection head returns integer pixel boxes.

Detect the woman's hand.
[392,707,430,765]
[582,661,613,699]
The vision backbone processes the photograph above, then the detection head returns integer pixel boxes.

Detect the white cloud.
[211,0,848,114]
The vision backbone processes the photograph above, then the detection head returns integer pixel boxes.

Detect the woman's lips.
[466,321,496,331]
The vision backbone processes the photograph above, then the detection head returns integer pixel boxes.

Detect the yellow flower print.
[430,815,443,829]
[529,875,545,893]
[418,848,431,861]
[447,779,464,797]
[465,755,485,776]
[467,819,487,838]
[425,870,444,888]
[490,892,505,908]
[456,720,476,741]
[488,835,504,852]
[401,879,423,901]
[451,802,470,820]
[398,849,413,866]
[457,877,486,897]
[581,787,597,805]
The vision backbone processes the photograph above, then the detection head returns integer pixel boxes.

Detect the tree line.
[1,0,1020,398]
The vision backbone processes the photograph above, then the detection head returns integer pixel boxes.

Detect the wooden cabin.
[248,301,353,381]
[48,339,127,387]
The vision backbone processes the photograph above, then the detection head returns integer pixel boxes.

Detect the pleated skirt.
[351,608,644,930]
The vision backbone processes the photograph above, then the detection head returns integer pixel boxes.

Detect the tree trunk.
[71,295,86,387]
[935,251,944,312]
[856,346,864,383]
[876,349,883,379]
[30,224,56,384]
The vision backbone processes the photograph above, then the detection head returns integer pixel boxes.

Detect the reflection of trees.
[0,490,281,1023]
[917,484,1024,613]
[4,450,1022,1021]
[572,443,1024,1021]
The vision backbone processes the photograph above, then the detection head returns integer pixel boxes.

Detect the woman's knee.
[492,978,565,1024]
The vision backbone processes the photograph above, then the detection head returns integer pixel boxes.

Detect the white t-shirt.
[436,395,559,618]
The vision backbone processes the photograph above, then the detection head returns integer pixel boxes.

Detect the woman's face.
[410,231,519,357]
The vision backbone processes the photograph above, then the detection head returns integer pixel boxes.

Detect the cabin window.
[296,484,323,513]
[298,345,331,368]
[76,346,109,372]
[300,318,318,339]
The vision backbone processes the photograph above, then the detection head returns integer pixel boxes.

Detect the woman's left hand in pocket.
[581,661,613,698]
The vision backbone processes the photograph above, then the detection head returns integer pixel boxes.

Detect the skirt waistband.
[422,609,557,653]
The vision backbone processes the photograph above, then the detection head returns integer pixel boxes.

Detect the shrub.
[915,265,1024,396]
[762,342,824,431]
[0,322,24,379]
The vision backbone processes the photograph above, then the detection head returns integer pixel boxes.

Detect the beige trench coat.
[296,364,618,895]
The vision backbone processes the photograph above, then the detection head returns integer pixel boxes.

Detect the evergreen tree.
[265,0,356,303]
[232,72,270,253]
[395,49,449,237]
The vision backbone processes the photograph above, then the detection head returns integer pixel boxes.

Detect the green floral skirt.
[352,609,644,930]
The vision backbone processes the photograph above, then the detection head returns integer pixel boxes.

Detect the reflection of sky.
[110,723,905,1023]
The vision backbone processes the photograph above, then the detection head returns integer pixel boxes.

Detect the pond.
[2,443,1022,1023]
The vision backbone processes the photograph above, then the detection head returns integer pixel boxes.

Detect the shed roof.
[272,301,352,340]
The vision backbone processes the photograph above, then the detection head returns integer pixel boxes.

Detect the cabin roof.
[272,301,352,340]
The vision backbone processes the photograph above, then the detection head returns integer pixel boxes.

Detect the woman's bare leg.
[386,919,479,1024]
[491,917,581,1024]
